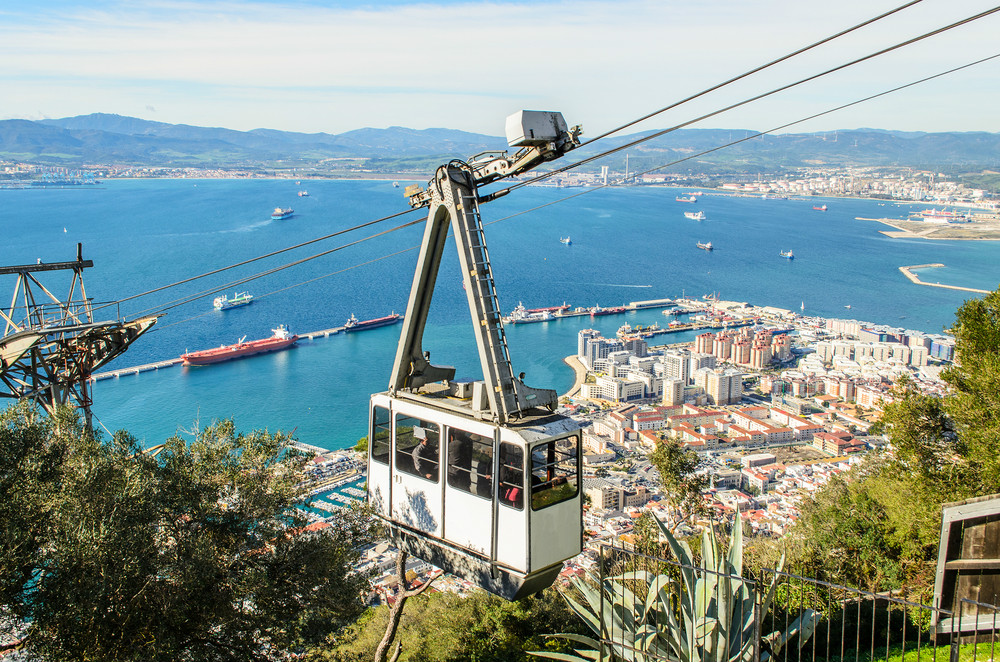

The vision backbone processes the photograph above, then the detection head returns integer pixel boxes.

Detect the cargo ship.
[504,303,553,324]
[812,205,827,211]
[213,291,253,310]
[344,312,402,332]
[271,207,294,220]
[590,305,627,317]
[780,249,794,259]
[676,196,696,203]
[697,241,713,251]
[684,211,706,221]
[181,325,297,366]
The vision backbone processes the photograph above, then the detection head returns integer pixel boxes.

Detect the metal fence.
[592,542,1000,662]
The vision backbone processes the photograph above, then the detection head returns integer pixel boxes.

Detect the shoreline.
[561,355,588,399]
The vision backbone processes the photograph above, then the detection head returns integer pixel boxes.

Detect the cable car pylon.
[367,111,586,599]
[0,243,158,427]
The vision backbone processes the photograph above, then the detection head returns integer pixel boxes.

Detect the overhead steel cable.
[96,3,934,314]
[483,51,1000,228]
[101,5,998,320]
[94,205,422,315]
[578,0,925,148]
[492,5,1000,197]
[129,216,426,318]
[138,49,1000,328]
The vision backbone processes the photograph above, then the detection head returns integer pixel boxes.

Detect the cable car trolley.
[367,110,584,600]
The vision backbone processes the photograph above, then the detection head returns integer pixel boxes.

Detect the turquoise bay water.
[4,180,997,450]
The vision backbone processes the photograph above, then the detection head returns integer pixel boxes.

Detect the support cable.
[485,52,1000,228]
[579,0,924,148]
[495,5,1000,196]
[94,206,421,315]
[130,216,425,318]
[97,6,999,317]
[95,2,943,312]
[149,48,1000,332]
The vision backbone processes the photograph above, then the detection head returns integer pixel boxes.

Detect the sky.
[2,0,999,138]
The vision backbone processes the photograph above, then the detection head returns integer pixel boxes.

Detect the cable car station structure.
[0,244,158,427]
[367,111,586,599]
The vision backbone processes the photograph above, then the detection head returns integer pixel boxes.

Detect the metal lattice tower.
[0,244,158,426]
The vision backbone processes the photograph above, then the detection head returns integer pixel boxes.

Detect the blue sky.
[2,0,999,136]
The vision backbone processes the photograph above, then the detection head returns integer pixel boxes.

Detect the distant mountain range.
[1,113,998,173]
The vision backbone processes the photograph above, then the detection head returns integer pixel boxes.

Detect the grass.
[802,641,998,662]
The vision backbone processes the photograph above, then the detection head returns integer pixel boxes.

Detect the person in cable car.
[411,427,438,480]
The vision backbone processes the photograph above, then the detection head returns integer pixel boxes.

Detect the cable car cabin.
[367,386,582,600]
[365,111,585,599]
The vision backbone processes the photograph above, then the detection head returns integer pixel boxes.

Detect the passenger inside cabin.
[411,426,438,480]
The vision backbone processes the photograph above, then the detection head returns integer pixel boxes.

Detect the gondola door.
[442,424,496,556]
[366,398,393,518]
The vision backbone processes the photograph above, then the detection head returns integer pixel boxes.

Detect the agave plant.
[532,513,820,662]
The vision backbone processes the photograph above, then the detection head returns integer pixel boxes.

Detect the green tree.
[649,438,706,531]
[0,402,379,661]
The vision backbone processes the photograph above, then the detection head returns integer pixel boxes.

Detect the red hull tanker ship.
[181,325,298,366]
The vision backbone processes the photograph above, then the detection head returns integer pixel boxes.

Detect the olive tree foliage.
[0,402,379,662]
[649,438,707,531]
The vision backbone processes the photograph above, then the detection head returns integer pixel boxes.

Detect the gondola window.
[395,416,440,482]
[530,437,579,510]
[498,443,524,510]
[371,405,391,465]
[447,429,493,498]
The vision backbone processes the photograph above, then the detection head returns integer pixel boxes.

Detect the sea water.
[3,179,997,449]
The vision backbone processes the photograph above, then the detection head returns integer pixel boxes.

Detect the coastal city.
[296,294,956,599]
[2,160,997,210]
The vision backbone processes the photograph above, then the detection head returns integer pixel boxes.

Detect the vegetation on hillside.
[305,588,585,662]
[0,405,379,661]
[748,286,1000,597]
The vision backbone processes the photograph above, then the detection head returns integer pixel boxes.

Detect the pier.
[898,264,990,294]
[89,322,353,381]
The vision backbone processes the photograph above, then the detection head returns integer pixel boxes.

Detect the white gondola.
[367,111,584,599]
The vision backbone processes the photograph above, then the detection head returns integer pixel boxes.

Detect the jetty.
[89,320,369,381]
[898,264,990,294]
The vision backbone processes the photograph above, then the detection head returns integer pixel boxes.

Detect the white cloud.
[1,0,999,134]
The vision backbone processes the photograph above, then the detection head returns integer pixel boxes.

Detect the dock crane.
[366,111,585,599]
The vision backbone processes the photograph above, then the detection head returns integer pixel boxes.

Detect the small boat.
[560,236,572,245]
[271,207,294,220]
[344,312,403,332]
[213,291,254,310]
[181,325,297,366]
[780,250,794,259]
[676,196,697,203]
[298,191,309,197]
[812,205,827,211]
[697,241,713,251]
[684,211,706,221]
[393,181,400,188]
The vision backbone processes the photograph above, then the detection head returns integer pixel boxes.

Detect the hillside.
[0,113,997,174]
